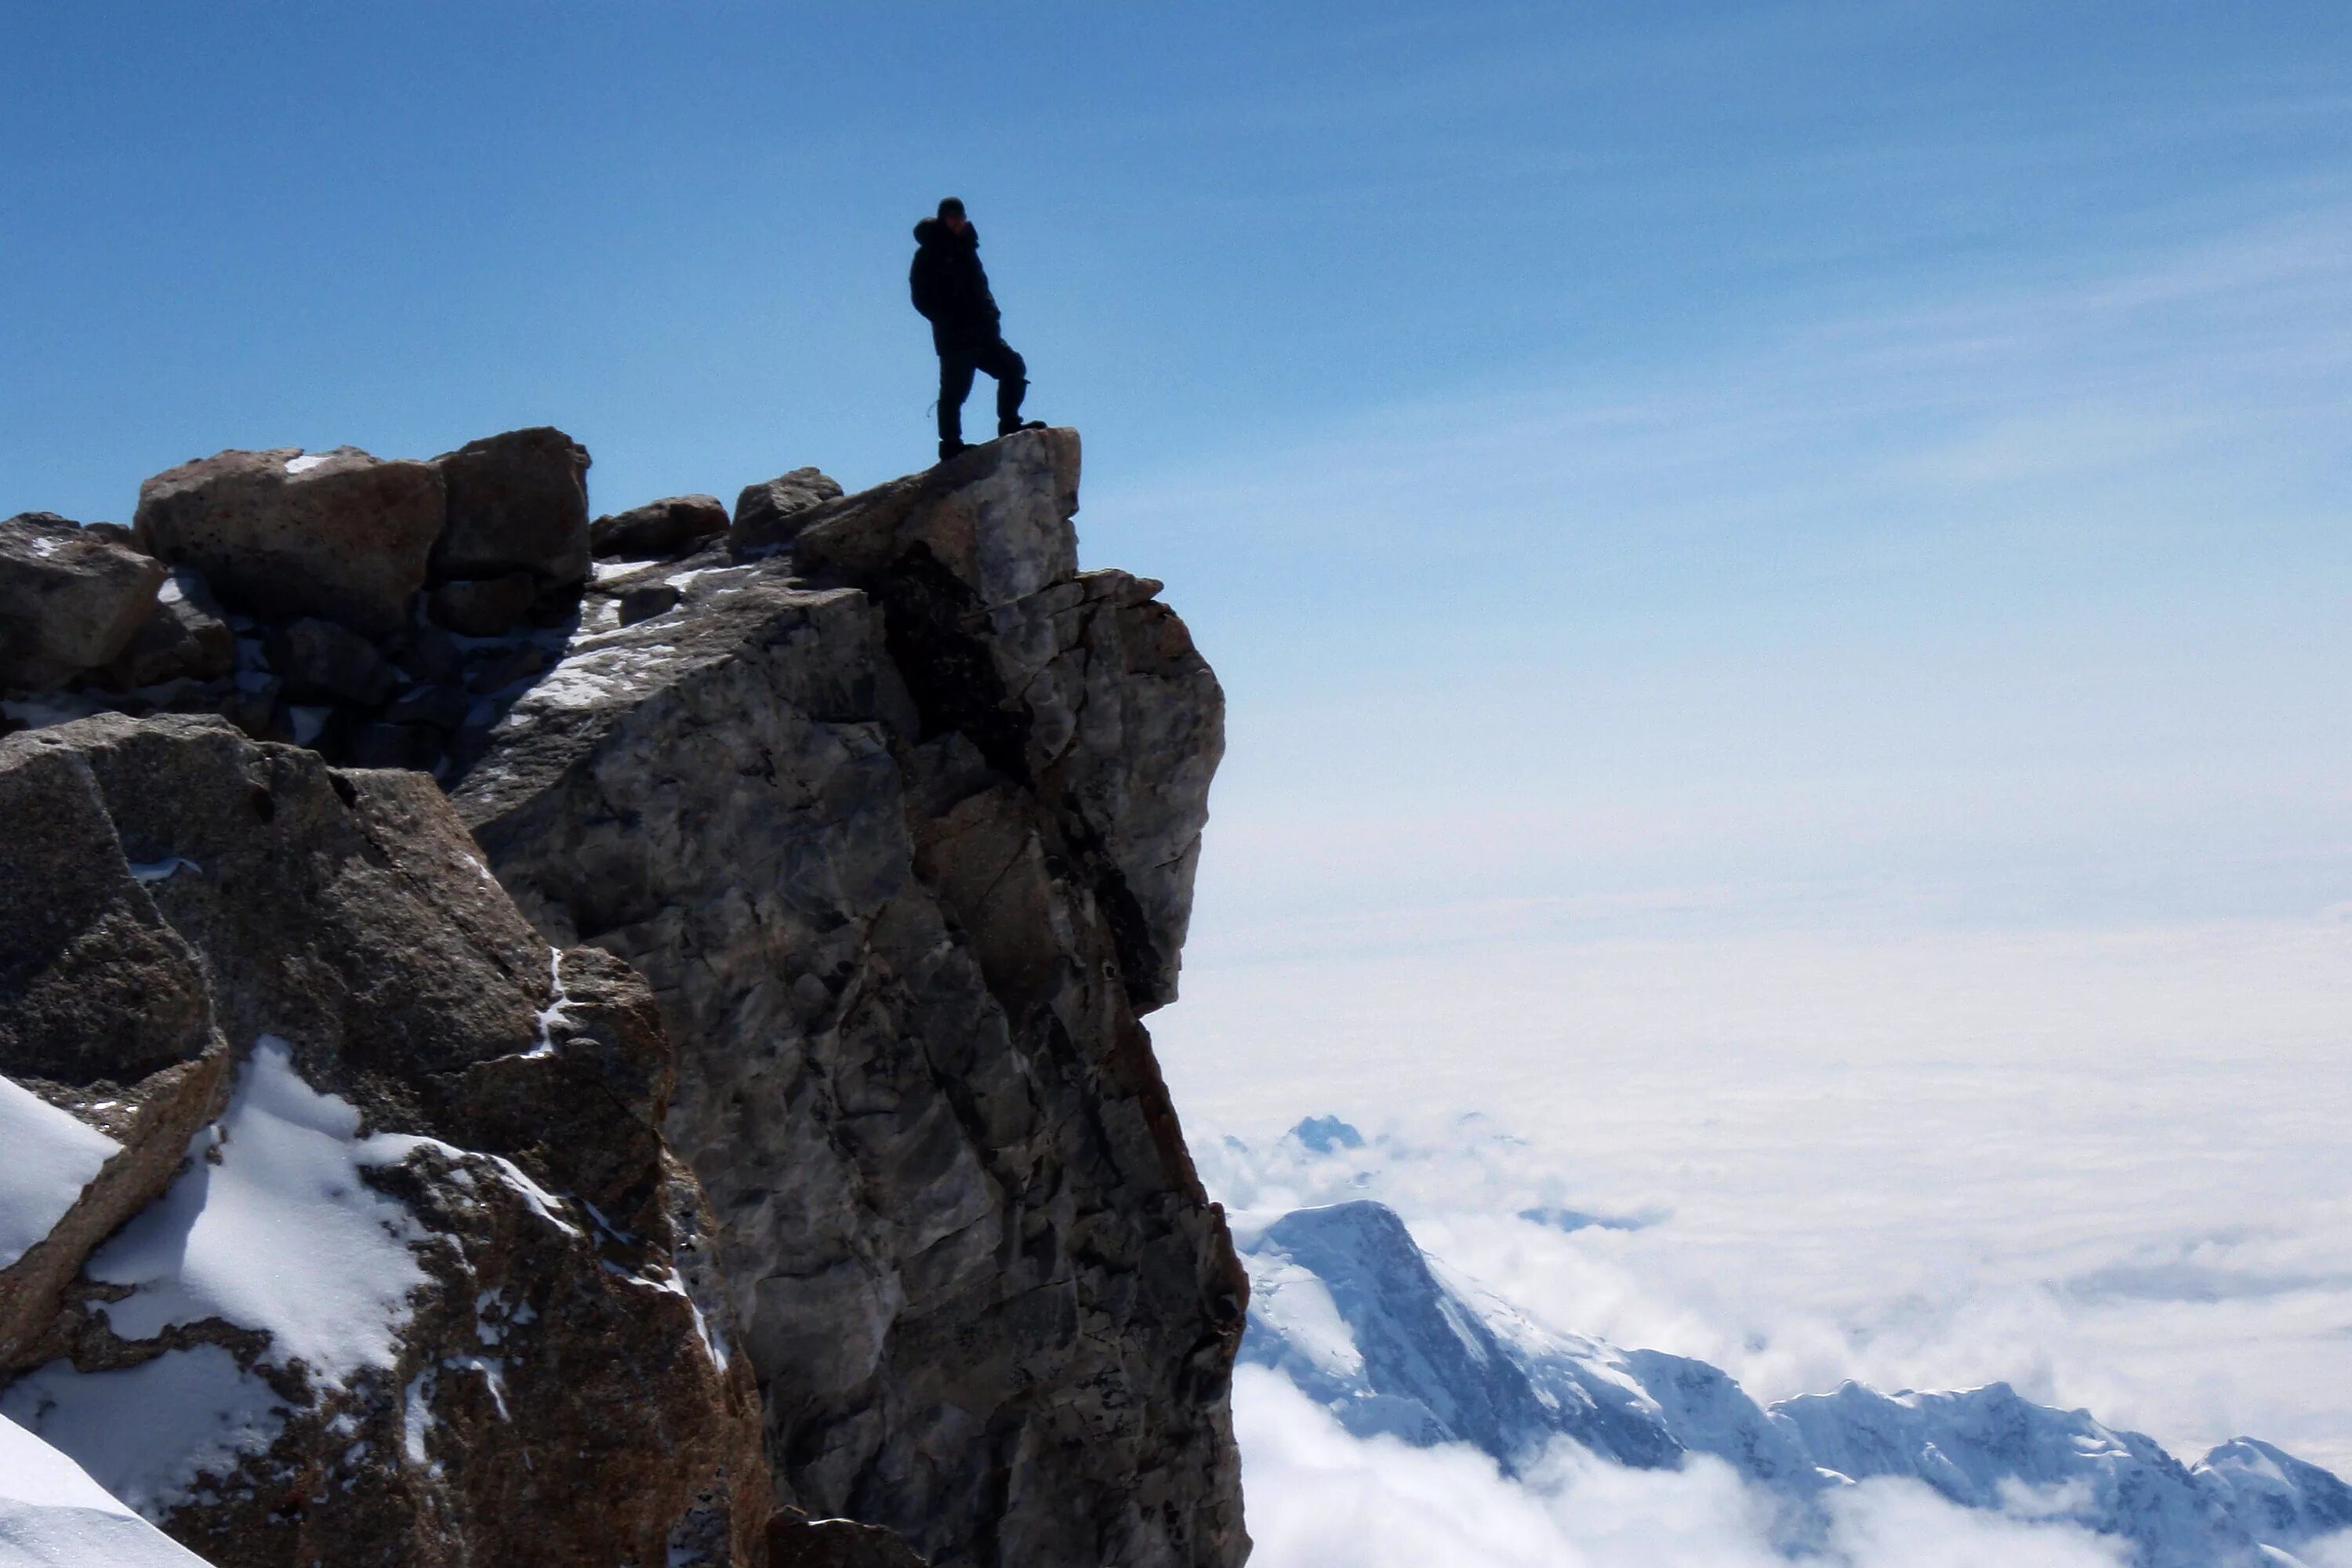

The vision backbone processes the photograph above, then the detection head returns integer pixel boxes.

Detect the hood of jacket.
[913,216,978,249]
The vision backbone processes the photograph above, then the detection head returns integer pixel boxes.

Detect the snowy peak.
[2197,1438,2352,1547]
[1240,1198,2350,1568]
[1771,1381,2251,1568]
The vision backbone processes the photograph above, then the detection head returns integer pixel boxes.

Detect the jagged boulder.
[0,714,767,1566]
[430,427,592,596]
[455,429,1245,1568]
[729,467,844,554]
[0,514,167,691]
[133,448,445,639]
[593,494,731,561]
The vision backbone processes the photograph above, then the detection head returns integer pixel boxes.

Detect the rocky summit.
[0,428,1246,1568]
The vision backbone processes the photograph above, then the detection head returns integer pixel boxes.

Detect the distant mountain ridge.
[1239,1195,2352,1568]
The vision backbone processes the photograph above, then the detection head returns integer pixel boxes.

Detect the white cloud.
[1183,953,2352,1479]
[1234,1367,2131,1568]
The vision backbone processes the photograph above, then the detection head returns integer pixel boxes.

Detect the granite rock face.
[2,425,1242,1567]
[133,448,445,638]
[0,714,767,1566]
[0,512,168,689]
[456,429,1245,1568]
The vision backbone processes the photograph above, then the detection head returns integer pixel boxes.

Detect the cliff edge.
[0,428,1247,1568]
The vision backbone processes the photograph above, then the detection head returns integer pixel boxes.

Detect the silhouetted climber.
[911,197,1045,462]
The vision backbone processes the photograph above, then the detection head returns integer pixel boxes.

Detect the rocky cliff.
[0,428,1246,1568]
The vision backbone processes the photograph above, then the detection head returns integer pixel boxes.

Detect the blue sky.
[8,0,2352,1498]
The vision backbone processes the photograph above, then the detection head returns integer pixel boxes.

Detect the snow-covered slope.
[0,1414,208,1567]
[1240,1197,2350,1568]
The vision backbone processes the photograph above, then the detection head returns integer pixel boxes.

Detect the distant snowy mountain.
[1239,1196,2352,1568]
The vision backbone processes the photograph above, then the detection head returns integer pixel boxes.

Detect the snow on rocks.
[0,713,764,1564]
[0,1086,116,1276]
[80,1038,429,1377]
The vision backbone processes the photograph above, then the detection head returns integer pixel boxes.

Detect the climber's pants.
[938,339,1027,444]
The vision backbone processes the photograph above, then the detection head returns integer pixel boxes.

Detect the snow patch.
[1250,1260,1365,1381]
[0,1080,119,1272]
[85,1037,428,1380]
[0,1411,216,1566]
[2,1345,287,1526]
[521,644,677,711]
[126,857,199,884]
[401,1367,435,1468]
[441,1355,510,1421]
[523,948,568,1060]
[283,453,333,475]
[287,706,332,746]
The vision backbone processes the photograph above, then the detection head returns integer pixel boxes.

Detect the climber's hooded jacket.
[909,217,1001,353]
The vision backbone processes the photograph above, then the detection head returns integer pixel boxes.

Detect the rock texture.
[593,494,731,561]
[731,468,847,554]
[0,513,167,689]
[0,715,766,1566]
[133,448,444,638]
[1,424,1243,1568]
[5,429,607,785]
[106,571,234,691]
[429,427,592,596]
[456,429,1244,1568]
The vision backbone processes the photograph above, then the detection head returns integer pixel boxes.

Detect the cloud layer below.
[1235,1367,2161,1568]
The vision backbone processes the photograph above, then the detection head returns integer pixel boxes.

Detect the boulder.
[270,615,397,706]
[729,467,844,554]
[132,448,445,639]
[455,428,1244,1568]
[0,514,167,690]
[430,427,591,593]
[593,494,731,561]
[81,521,137,548]
[786,430,1079,610]
[429,571,539,637]
[0,714,768,1566]
[105,571,234,690]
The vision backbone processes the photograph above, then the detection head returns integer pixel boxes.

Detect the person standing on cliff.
[910,197,1045,463]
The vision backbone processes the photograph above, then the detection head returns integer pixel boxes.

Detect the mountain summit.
[0,430,1246,1568]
